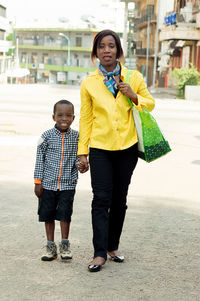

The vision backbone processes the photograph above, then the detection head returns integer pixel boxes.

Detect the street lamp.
[59,32,70,84]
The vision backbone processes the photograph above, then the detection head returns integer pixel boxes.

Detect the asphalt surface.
[0,84,200,301]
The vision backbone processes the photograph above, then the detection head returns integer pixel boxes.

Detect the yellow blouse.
[78,64,155,155]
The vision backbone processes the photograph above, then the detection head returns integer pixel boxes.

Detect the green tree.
[6,33,14,41]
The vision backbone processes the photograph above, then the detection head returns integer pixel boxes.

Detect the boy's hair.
[91,29,124,63]
[53,100,74,114]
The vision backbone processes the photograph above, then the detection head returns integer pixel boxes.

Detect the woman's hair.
[91,29,124,63]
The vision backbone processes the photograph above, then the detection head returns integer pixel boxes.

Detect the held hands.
[34,183,43,198]
[78,155,89,173]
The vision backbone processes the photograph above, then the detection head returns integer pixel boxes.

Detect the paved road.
[0,85,200,301]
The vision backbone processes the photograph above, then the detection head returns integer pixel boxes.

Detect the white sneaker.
[41,244,57,261]
[59,240,73,260]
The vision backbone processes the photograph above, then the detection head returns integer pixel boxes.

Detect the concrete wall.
[158,0,174,28]
[185,85,200,101]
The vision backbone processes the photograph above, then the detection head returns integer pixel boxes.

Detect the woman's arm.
[78,79,93,156]
[117,70,155,112]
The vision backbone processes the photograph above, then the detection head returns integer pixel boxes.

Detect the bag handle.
[125,70,134,108]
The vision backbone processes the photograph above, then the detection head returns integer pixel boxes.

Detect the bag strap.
[125,70,134,108]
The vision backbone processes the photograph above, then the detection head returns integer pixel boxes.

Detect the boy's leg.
[59,221,72,260]
[38,189,58,261]
[45,221,55,241]
[60,220,70,239]
[56,190,75,260]
[41,220,57,261]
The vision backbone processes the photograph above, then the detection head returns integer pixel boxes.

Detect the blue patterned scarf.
[98,63,121,97]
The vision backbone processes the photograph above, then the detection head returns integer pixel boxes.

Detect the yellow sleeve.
[78,79,93,155]
[131,71,155,112]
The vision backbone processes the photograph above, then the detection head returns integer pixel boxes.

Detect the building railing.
[136,14,156,26]
[135,48,154,55]
[18,44,91,52]
[19,63,96,73]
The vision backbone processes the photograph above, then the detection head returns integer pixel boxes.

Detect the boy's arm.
[34,184,43,198]
[34,136,47,197]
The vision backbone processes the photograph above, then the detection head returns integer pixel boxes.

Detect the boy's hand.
[34,184,43,198]
[78,155,89,173]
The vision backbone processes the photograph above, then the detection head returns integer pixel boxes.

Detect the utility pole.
[59,33,71,84]
[128,9,134,68]
[152,0,161,90]
[123,0,129,58]
[146,16,150,86]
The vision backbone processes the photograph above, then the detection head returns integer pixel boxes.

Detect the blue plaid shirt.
[34,126,79,191]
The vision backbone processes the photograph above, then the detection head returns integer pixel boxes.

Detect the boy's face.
[53,103,75,132]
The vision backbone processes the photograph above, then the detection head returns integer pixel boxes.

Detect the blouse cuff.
[77,143,89,156]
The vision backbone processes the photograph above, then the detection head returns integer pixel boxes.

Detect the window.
[76,37,82,47]
[180,0,186,9]
[31,53,37,64]
[194,0,200,8]
[0,29,5,40]
[21,52,27,63]
[0,5,6,18]
[42,53,48,64]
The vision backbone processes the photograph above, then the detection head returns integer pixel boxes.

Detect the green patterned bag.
[126,70,171,163]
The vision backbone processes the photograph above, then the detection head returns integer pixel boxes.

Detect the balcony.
[19,63,96,73]
[18,44,91,52]
[136,14,156,29]
[0,40,12,52]
[160,22,200,41]
[135,48,154,56]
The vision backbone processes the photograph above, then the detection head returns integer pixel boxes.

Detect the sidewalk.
[0,85,200,301]
[150,87,178,99]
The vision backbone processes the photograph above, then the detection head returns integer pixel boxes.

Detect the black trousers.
[89,144,138,260]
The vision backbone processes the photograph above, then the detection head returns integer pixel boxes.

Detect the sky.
[5,0,124,23]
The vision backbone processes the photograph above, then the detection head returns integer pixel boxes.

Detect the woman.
[78,29,155,272]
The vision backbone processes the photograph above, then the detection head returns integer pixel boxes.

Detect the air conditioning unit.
[32,64,37,69]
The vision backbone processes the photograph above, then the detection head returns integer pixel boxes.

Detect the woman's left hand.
[117,82,138,105]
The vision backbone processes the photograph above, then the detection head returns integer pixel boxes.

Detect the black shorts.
[38,189,75,222]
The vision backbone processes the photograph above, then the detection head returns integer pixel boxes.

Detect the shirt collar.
[95,62,127,82]
[54,125,71,136]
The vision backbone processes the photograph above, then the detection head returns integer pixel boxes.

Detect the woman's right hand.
[78,155,89,173]
[34,184,43,198]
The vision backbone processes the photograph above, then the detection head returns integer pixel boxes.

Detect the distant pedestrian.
[78,29,155,272]
[34,99,78,261]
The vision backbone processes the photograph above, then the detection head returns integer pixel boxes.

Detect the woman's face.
[96,35,118,71]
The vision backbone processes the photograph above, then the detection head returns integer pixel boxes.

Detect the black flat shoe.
[109,255,124,263]
[88,257,105,272]
[88,264,102,272]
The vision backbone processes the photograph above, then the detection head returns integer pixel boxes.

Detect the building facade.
[14,27,100,84]
[0,3,12,83]
[126,0,160,87]
[159,0,200,87]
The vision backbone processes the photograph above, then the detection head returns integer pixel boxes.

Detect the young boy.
[34,99,78,261]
